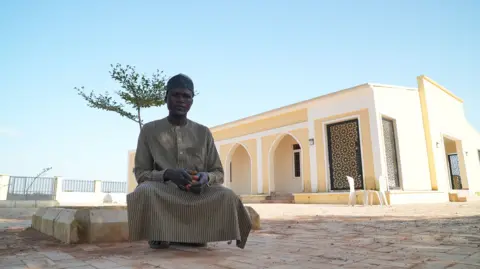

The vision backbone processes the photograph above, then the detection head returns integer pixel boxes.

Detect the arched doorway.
[226,144,252,195]
[269,134,303,194]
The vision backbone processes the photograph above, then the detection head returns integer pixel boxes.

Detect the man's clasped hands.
[164,169,208,194]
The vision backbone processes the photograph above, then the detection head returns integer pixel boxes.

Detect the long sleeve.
[134,125,167,184]
[205,128,224,185]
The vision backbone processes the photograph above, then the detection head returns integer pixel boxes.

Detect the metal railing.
[7,176,56,200]
[62,179,95,192]
[101,181,127,193]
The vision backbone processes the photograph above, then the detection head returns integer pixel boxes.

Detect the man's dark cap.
[166,73,194,95]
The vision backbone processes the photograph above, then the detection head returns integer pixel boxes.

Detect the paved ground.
[0,202,480,268]
[0,208,36,232]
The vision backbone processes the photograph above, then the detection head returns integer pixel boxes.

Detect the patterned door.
[447,154,462,190]
[327,119,364,190]
[382,118,401,189]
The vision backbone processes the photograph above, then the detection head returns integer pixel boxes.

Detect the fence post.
[94,180,102,193]
[0,175,10,201]
[94,180,104,205]
[54,177,63,203]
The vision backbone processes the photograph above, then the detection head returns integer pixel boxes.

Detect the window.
[478,150,480,165]
[229,162,232,182]
[293,144,301,178]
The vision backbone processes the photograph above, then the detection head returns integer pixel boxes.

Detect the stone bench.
[31,206,128,244]
[31,205,260,244]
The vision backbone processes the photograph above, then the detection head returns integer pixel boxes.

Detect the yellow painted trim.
[258,130,312,194]
[417,76,438,190]
[210,83,375,131]
[286,128,312,192]
[219,144,234,168]
[219,141,258,194]
[418,75,464,103]
[293,193,381,205]
[261,134,276,194]
[212,108,308,141]
[241,139,258,194]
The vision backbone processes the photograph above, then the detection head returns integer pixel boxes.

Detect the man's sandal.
[148,241,170,249]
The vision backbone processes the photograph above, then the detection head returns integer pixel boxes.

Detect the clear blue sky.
[0,0,478,182]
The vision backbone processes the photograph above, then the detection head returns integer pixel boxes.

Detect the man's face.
[166,88,193,116]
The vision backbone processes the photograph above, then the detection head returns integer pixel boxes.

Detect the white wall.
[56,192,126,206]
[56,178,127,206]
[372,86,431,191]
[0,175,9,200]
[463,124,480,193]
[215,85,379,193]
[422,78,480,194]
[307,85,380,191]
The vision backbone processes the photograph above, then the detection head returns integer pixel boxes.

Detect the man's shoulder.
[188,119,211,133]
[142,118,169,131]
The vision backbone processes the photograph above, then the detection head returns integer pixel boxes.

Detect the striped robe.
[127,117,252,249]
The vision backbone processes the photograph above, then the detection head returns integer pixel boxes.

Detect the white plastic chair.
[363,175,390,206]
[347,176,368,206]
[347,176,389,206]
[365,190,385,206]
[376,176,390,206]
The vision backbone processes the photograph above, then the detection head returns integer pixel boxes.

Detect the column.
[54,176,63,204]
[308,119,318,192]
[256,138,263,194]
[94,180,103,205]
[0,175,10,200]
[372,111,387,191]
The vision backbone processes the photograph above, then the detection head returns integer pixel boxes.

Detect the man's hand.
[164,169,192,188]
[188,171,209,194]
[195,172,209,185]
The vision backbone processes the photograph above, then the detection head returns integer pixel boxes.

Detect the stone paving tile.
[85,258,120,268]
[54,259,91,269]
[449,264,480,269]
[1,202,480,268]
[0,208,37,232]
[39,250,76,261]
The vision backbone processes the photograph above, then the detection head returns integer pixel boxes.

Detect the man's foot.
[148,241,170,249]
[172,242,207,247]
[189,243,207,247]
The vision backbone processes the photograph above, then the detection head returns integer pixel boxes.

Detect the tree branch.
[75,86,139,123]
[74,63,174,131]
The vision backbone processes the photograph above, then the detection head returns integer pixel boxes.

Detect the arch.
[225,143,253,195]
[268,132,304,194]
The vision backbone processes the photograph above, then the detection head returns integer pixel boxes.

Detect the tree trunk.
[137,108,143,130]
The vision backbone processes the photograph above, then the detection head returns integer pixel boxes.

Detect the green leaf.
[74,63,183,130]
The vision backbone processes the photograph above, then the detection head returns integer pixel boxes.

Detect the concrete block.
[240,195,268,203]
[53,209,80,244]
[40,208,64,236]
[245,206,260,230]
[449,193,467,202]
[89,208,129,243]
[13,201,37,208]
[0,200,15,208]
[33,206,129,244]
[32,208,49,230]
[37,200,60,207]
[0,200,59,208]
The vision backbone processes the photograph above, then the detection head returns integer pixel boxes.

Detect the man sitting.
[127,74,252,249]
